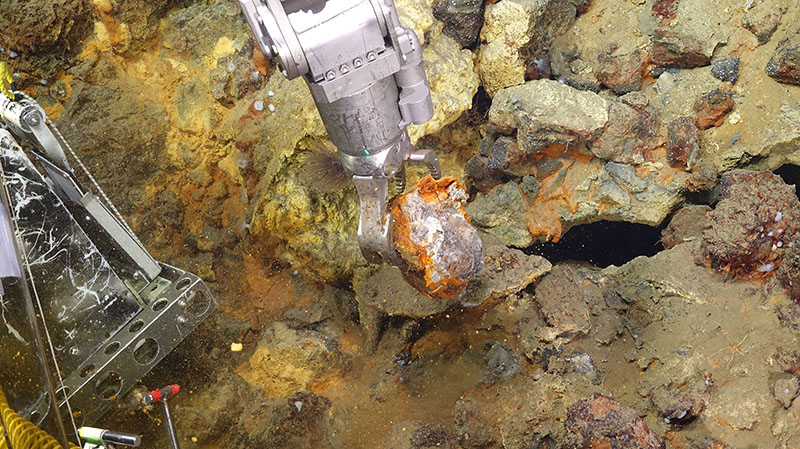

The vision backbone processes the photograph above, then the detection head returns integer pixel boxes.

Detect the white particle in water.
[294,401,303,412]
[776,211,783,221]
[8,51,17,59]
[758,263,775,272]
[268,103,275,112]
[786,388,791,394]
[778,241,783,247]
[227,62,236,72]
[253,100,264,111]
[39,79,47,86]
[677,410,687,419]
[268,90,275,96]
[768,231,774,237]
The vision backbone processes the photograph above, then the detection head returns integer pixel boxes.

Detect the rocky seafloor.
[3,0,800,447]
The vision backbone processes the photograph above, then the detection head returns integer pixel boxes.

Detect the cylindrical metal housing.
[312,76,403,160]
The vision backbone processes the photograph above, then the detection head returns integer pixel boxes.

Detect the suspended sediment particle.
[390,176,483,299]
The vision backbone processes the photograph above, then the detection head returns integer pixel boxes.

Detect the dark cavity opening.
[525,221,664,268]
[775,164,800,198]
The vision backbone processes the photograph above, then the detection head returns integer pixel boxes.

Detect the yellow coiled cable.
[0,386,79,449]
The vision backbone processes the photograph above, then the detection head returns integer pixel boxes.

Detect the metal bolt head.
[69,346,79,355]
[366,51,377,62]
[353,57,363,68]
[340,64,349,74]
[25,113,40,126]
[177,315,187,324]
[325,70,336,80]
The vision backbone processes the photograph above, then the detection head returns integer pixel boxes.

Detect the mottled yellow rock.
[478,0,546,97]
[238,322,348,398]
[408,32,479,142]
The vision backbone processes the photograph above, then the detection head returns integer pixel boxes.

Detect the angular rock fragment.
[651,28,711,68]
[466,181,532,247]
[661,205,711,249]
[562,393,666,449]
[774,377,800,409]
[743,1,787,45]
[534,265,591,339]
[591,93,663,164]
[766,30,800,86]
[711,56,740,84]
[391,176,483,299]
[596,49,647,94]
[489,79,608,153]
[701,171,800,278]
[693,89,734,129]
[667,116,700,171]
[433,0,484,47]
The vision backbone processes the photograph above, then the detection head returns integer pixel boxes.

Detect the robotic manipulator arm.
[237,0,441,266]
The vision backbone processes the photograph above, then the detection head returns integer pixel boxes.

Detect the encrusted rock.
[711,56,740,84]
[477,0,541,96]
[391,176,483,299]
[667,116,700,171]
[766,29,800,86]
[774,377,800,409]
[650,379,711,424]
[466,181,532,247]
[693,89,735,129]
[661,205,711,249]
[561,393,666,449]
[534,264,591,339]
[777,301,800,329]
[489,79,608,152]
[743,1,788,45]
[651,28,711,68]
[695,438,733,449]
[775,348,800,377]
[596,49,647,94]
[777,239,800,299]
[433,0,484,47]
[590,93,663,164]
[701,170,800,278]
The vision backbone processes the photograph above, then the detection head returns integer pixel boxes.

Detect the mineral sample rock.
[774,348,800,377]
[700,170,800,278]
[661,205,711,249]
[489,79,609,153]
[667,116,700,171]
[562,393,666,449]
[693,89,734,129]
[390,176,483,299]
[386,421,458,449]
[766,29,800,86]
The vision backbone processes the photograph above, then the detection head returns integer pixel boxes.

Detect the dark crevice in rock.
[775,164,800,198]
[525,221,664,268]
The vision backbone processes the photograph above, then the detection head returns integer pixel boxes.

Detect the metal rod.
[161,399,180,449]
[0,166,71,449]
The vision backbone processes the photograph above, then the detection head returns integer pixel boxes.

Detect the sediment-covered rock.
[386,421,458,449]
[489,79,608,152]
[661,205,711,249]
[590,93,663,165]
[743,0,788,45]
[561,393,666,449]
[534,264,592,339]
[596,49,647,94]
[466,181,532,247]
